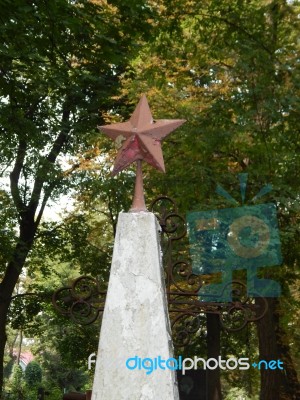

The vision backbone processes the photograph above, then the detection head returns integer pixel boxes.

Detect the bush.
[224,387,259,400]
[25,361,42,386]
[8,364,25,400]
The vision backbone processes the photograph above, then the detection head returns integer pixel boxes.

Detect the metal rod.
[130,160,147,212]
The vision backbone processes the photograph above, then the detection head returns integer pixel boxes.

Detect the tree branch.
[34,182,57,228]
[28,103,71,215]
[10,292,51,301]
[46,105,71,164]
[9,139,27,213]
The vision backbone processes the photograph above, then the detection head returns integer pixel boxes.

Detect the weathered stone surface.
[92,212,179,400]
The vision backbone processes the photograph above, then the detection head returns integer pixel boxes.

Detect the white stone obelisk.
[91,211,179,400]
[92,94,185,400]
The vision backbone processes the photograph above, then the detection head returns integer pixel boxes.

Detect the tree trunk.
[256,297,300,399]
[275,307,300,399]
[206,313,222,400]
[0,104,70,396]
[0,234,35,395]
[0,301,9,397]
[256,297,282,400]
[16,330,23,367]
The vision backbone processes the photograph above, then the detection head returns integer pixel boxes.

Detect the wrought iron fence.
[52,196,268,347]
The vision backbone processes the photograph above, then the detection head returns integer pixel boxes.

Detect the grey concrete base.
[92,212,179,400]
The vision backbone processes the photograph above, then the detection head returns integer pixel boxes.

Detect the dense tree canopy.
[0,0,299,399]
[0,0,157,395]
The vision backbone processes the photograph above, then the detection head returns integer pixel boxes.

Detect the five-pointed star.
[98,95,186,176]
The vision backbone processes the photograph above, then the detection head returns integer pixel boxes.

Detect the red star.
[98,95,185,176]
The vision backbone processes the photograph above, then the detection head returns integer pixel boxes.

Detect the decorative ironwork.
[53,195,268,347]
[149,195,268,347]
[52,276,106,325]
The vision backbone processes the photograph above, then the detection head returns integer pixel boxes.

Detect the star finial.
[99,95,186,212]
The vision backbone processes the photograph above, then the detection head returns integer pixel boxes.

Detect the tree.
[24,361,42,387]
[1,0,299,398]
[118,0,300,398]
[8,364,25,400]
[0,0,157,393]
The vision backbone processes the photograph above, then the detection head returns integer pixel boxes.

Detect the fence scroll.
[53,194,270,348]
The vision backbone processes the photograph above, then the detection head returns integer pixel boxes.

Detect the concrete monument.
[91,95,185,400]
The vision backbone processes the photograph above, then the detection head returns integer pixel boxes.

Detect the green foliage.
[1,0,300,398]
[37,348,89,392]
[0,0,157,220]
[0,0,157,393]
[7,364,25,400]
[25,361,42,387]
[10,364,23,388]
[0,191,18,277]
[42,385,62,400]
[224,386,258,400]
[119,0,300,397]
